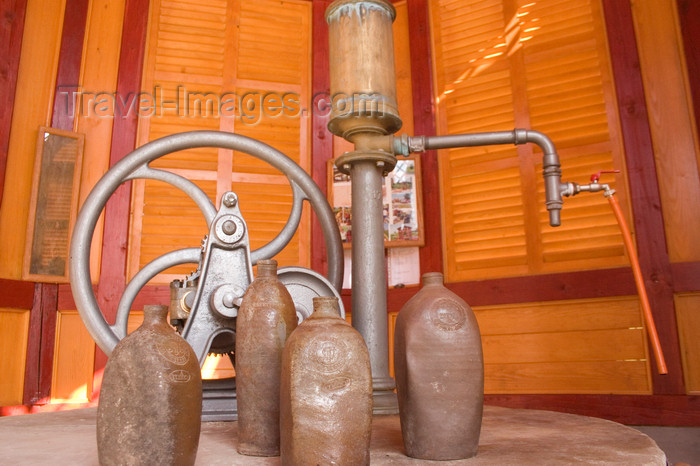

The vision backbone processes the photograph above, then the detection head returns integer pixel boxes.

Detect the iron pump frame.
[69,0,576,420]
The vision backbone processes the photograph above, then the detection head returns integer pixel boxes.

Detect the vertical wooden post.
[406,0,443,275]
[676,0,700,139]
[0,0,28,208]
[92,0,150,397]
[51,0,90,133]
[310,0,333,278]
[601,0,684,394]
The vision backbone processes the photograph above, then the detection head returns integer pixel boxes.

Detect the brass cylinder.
[326,0,402,139]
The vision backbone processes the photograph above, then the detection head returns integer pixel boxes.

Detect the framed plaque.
[23,127,85,282]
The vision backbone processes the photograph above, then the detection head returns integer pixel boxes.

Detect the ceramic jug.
[235,259,297,456]
[280,296,372,465]
[97,304,202,466]
[394,272,484,460]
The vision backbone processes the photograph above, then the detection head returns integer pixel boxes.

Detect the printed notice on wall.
[388,247,420,287]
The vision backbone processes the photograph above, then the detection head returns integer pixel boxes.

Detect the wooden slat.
[484,360,650,394]
[674,293,700,394]
[483,328,646,364]
[51,311,95,403]
[0,0,64,280]
[137,179,214,275]
[387,311,398,378]
[388,294,651,395]
[75,0,126,283]
[309,0,331,278]
[474,296,643,334]
[0,309,30,405]
[393,1,414,138]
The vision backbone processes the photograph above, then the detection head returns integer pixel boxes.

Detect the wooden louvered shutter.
[431,0,631,281]
[130,0,311,283]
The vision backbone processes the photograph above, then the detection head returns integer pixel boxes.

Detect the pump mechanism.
[67,0,659,425]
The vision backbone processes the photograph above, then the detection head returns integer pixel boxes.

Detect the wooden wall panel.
[50,311,95,403]
[476,297,651,394]
[631,0,700,263]
[406,0,443,275]
[310,0,332,278]
[674,293,700,394]
[75,0,126,282]
[485,361,650,394]
[0,309,30,405]
[386,296,650,394]
[393,1,414,139]
[0,0,65,280]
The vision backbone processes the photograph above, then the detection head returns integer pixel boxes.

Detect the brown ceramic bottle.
[394,272,484,460]
[280,296,372,466]
[235,259,297,456]
[97,304,202,466]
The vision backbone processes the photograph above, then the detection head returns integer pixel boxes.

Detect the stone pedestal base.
[0,405,665,464]
[372,389,399,415]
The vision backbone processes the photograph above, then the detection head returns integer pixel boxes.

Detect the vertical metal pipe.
[349,161,395,396]
[326,0,399,413]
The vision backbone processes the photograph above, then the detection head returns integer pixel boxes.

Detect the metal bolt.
[222,192,237,207]
[180,291,193,313]
[222,219,237,236]
[222,292,235,308]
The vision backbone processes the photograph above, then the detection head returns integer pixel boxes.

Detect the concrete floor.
[632,426,700,466]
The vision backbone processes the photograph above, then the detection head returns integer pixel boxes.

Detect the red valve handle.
[590,170,620,183]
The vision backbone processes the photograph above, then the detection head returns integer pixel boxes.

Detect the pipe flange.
[325,0,396,21]
[335,150,397,176]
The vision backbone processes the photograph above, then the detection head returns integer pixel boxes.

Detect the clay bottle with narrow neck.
[235,259,297,456]
[394,272,484,460]
[97,305,202,466]
[280,296,372,466]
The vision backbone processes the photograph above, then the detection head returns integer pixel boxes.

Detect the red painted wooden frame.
[677,0,700,140]
[602,0,684,394]
[310,0,333,278]
[91,0,150,396]
[0,0,28,208]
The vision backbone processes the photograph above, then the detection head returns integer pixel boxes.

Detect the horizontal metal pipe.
[403,129,564,227]
[423,131,523,150]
